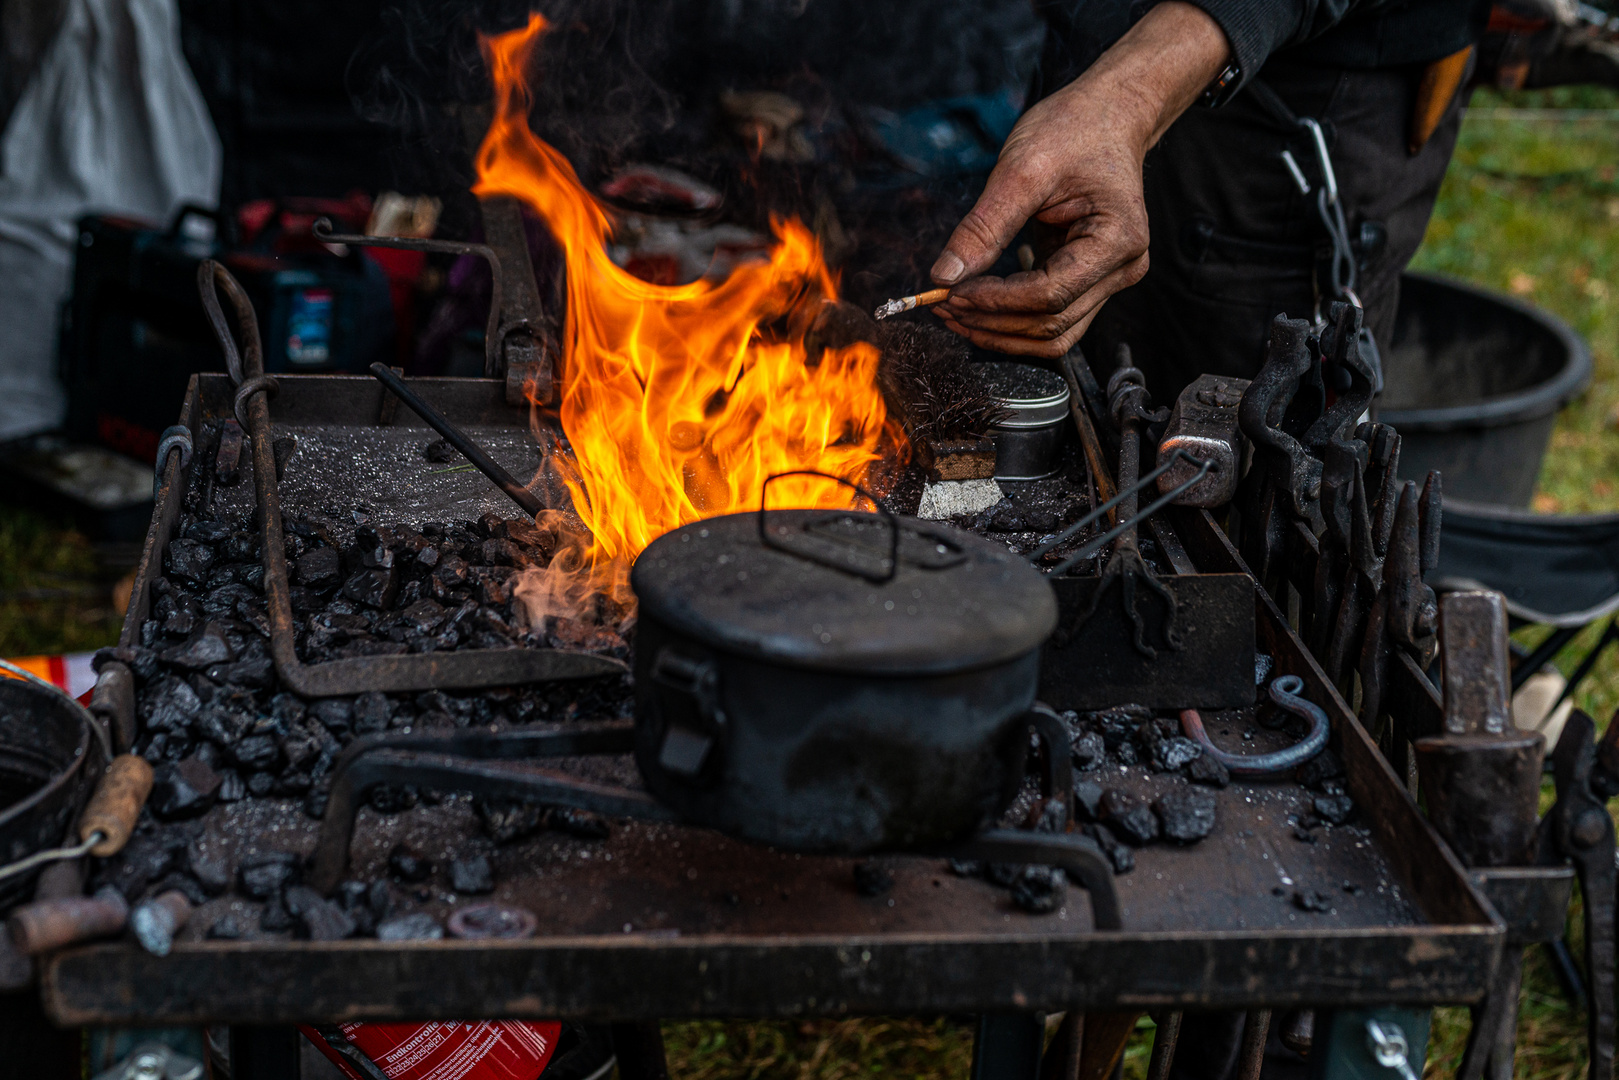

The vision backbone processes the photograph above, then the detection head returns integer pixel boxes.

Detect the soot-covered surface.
[108,406,1421,949]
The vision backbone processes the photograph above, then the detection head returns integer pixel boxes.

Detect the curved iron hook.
[153,425,193,499]
[1179,674,1330,778]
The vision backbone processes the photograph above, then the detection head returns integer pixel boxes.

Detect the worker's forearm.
[1057,2,1233,153]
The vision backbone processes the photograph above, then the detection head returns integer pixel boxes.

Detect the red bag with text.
[299,1021,563,1080]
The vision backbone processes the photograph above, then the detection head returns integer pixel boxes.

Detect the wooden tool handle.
[8,890,129,955]
[79,754,154,857]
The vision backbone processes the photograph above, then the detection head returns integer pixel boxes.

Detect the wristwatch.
[1200,60,1242,107]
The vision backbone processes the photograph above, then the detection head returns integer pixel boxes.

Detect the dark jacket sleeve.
[1189,0,1359,88]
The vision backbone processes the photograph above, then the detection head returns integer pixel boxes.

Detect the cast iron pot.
[629,492,1058,853]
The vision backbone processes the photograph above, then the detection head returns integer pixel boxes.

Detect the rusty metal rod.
[367,363,544,518]
[1236,1010,1271,1080]
[1145,1013,1182,1080]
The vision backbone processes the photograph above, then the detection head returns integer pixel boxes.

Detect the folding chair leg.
[1548,617,1619,717]
[1513,625,1584,693]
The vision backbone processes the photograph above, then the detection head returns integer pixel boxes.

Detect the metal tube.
[1145,1013,1182,1080]
[367,362,544,518]
[1236,1010,1271,1080]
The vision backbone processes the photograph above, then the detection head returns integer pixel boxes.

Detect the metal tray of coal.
[42,373,1503,1026]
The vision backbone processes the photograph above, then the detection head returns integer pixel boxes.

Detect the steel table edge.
[40,922,1504,1026]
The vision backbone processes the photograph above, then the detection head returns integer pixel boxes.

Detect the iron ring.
[233,375,280,428]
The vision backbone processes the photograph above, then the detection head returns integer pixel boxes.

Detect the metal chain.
[1365,1019,1420,1080]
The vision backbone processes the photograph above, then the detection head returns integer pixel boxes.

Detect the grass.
[0,505,125,657]
[0,81,1612,1080]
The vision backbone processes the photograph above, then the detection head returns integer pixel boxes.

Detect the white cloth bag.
[0,0,220,441]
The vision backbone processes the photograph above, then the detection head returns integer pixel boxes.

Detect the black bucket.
[0,678,95,914]
[1380,272,1592,508]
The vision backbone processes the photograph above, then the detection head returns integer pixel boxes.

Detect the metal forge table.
[42,373,1511,1078]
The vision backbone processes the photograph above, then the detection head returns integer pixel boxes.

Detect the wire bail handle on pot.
[757,470,901,584]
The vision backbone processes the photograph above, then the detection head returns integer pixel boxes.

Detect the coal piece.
[986,862,1021,888]
[1072,732,1106,771]
[388,846,433,884]
[1293,890,1332,913]
[1032,798,1067,833]
[295,547,341,589]
[450,856,495,896]
[99,833,177,900]
[1295,749,1344,791]
[947,859,983,878]
[142,677,201,733]
[160,623,234,671]
[1153,788,1217,844]
[1072,779,1104,822]
[208,914,244,940]
[1150,736,1203,773]
[1083,824,1135,874]
[164,539,216,584]
[341,566,399,609]
[352,692,392,735]
[149,757,222,819]
[1099,789,1158,845]
[1312,794,1354,826]
[310,699,352,739]
[1011,866,1065,914]
[853,862,894,897]
[1187,755,1230,788]
[260,897,296,932]
[186,841,231,895]
[185,521,233,544]
[229,733,280,772]
[285,885,357,941]
[239,851,301,900]
[370,784,420,814]
[1087,705,1150,750]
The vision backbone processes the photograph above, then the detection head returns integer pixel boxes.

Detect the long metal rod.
[1145,1013,1182,1080]
[1028,450,1210,565]
[367,362,544,518]
[1039,457,1214,578]
[1236,1010,1271,1080]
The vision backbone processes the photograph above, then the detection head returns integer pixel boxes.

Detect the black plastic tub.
[1380,272,1591,507]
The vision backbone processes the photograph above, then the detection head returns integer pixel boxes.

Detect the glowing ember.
[472,14,903,630]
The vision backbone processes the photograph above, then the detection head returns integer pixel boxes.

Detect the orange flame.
[472,14,902,629]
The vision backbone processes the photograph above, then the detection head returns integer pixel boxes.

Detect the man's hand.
[930,3,1231,358]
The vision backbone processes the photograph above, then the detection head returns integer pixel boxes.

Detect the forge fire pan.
[42,374,1503,1026]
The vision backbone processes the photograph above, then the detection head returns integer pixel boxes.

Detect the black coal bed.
[42,372,1502,1026]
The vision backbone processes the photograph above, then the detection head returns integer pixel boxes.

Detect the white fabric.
[0,0,220,440]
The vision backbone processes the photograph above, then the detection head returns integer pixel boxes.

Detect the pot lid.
[631,508,1057,675]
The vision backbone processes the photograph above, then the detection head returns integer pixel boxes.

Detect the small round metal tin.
[978,361,1069,481]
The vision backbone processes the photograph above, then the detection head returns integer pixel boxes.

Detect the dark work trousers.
[1091,64,1470,1080]
[1082,55,1470,405]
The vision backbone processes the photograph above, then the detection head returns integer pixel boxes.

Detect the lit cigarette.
[874,287,950,321]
